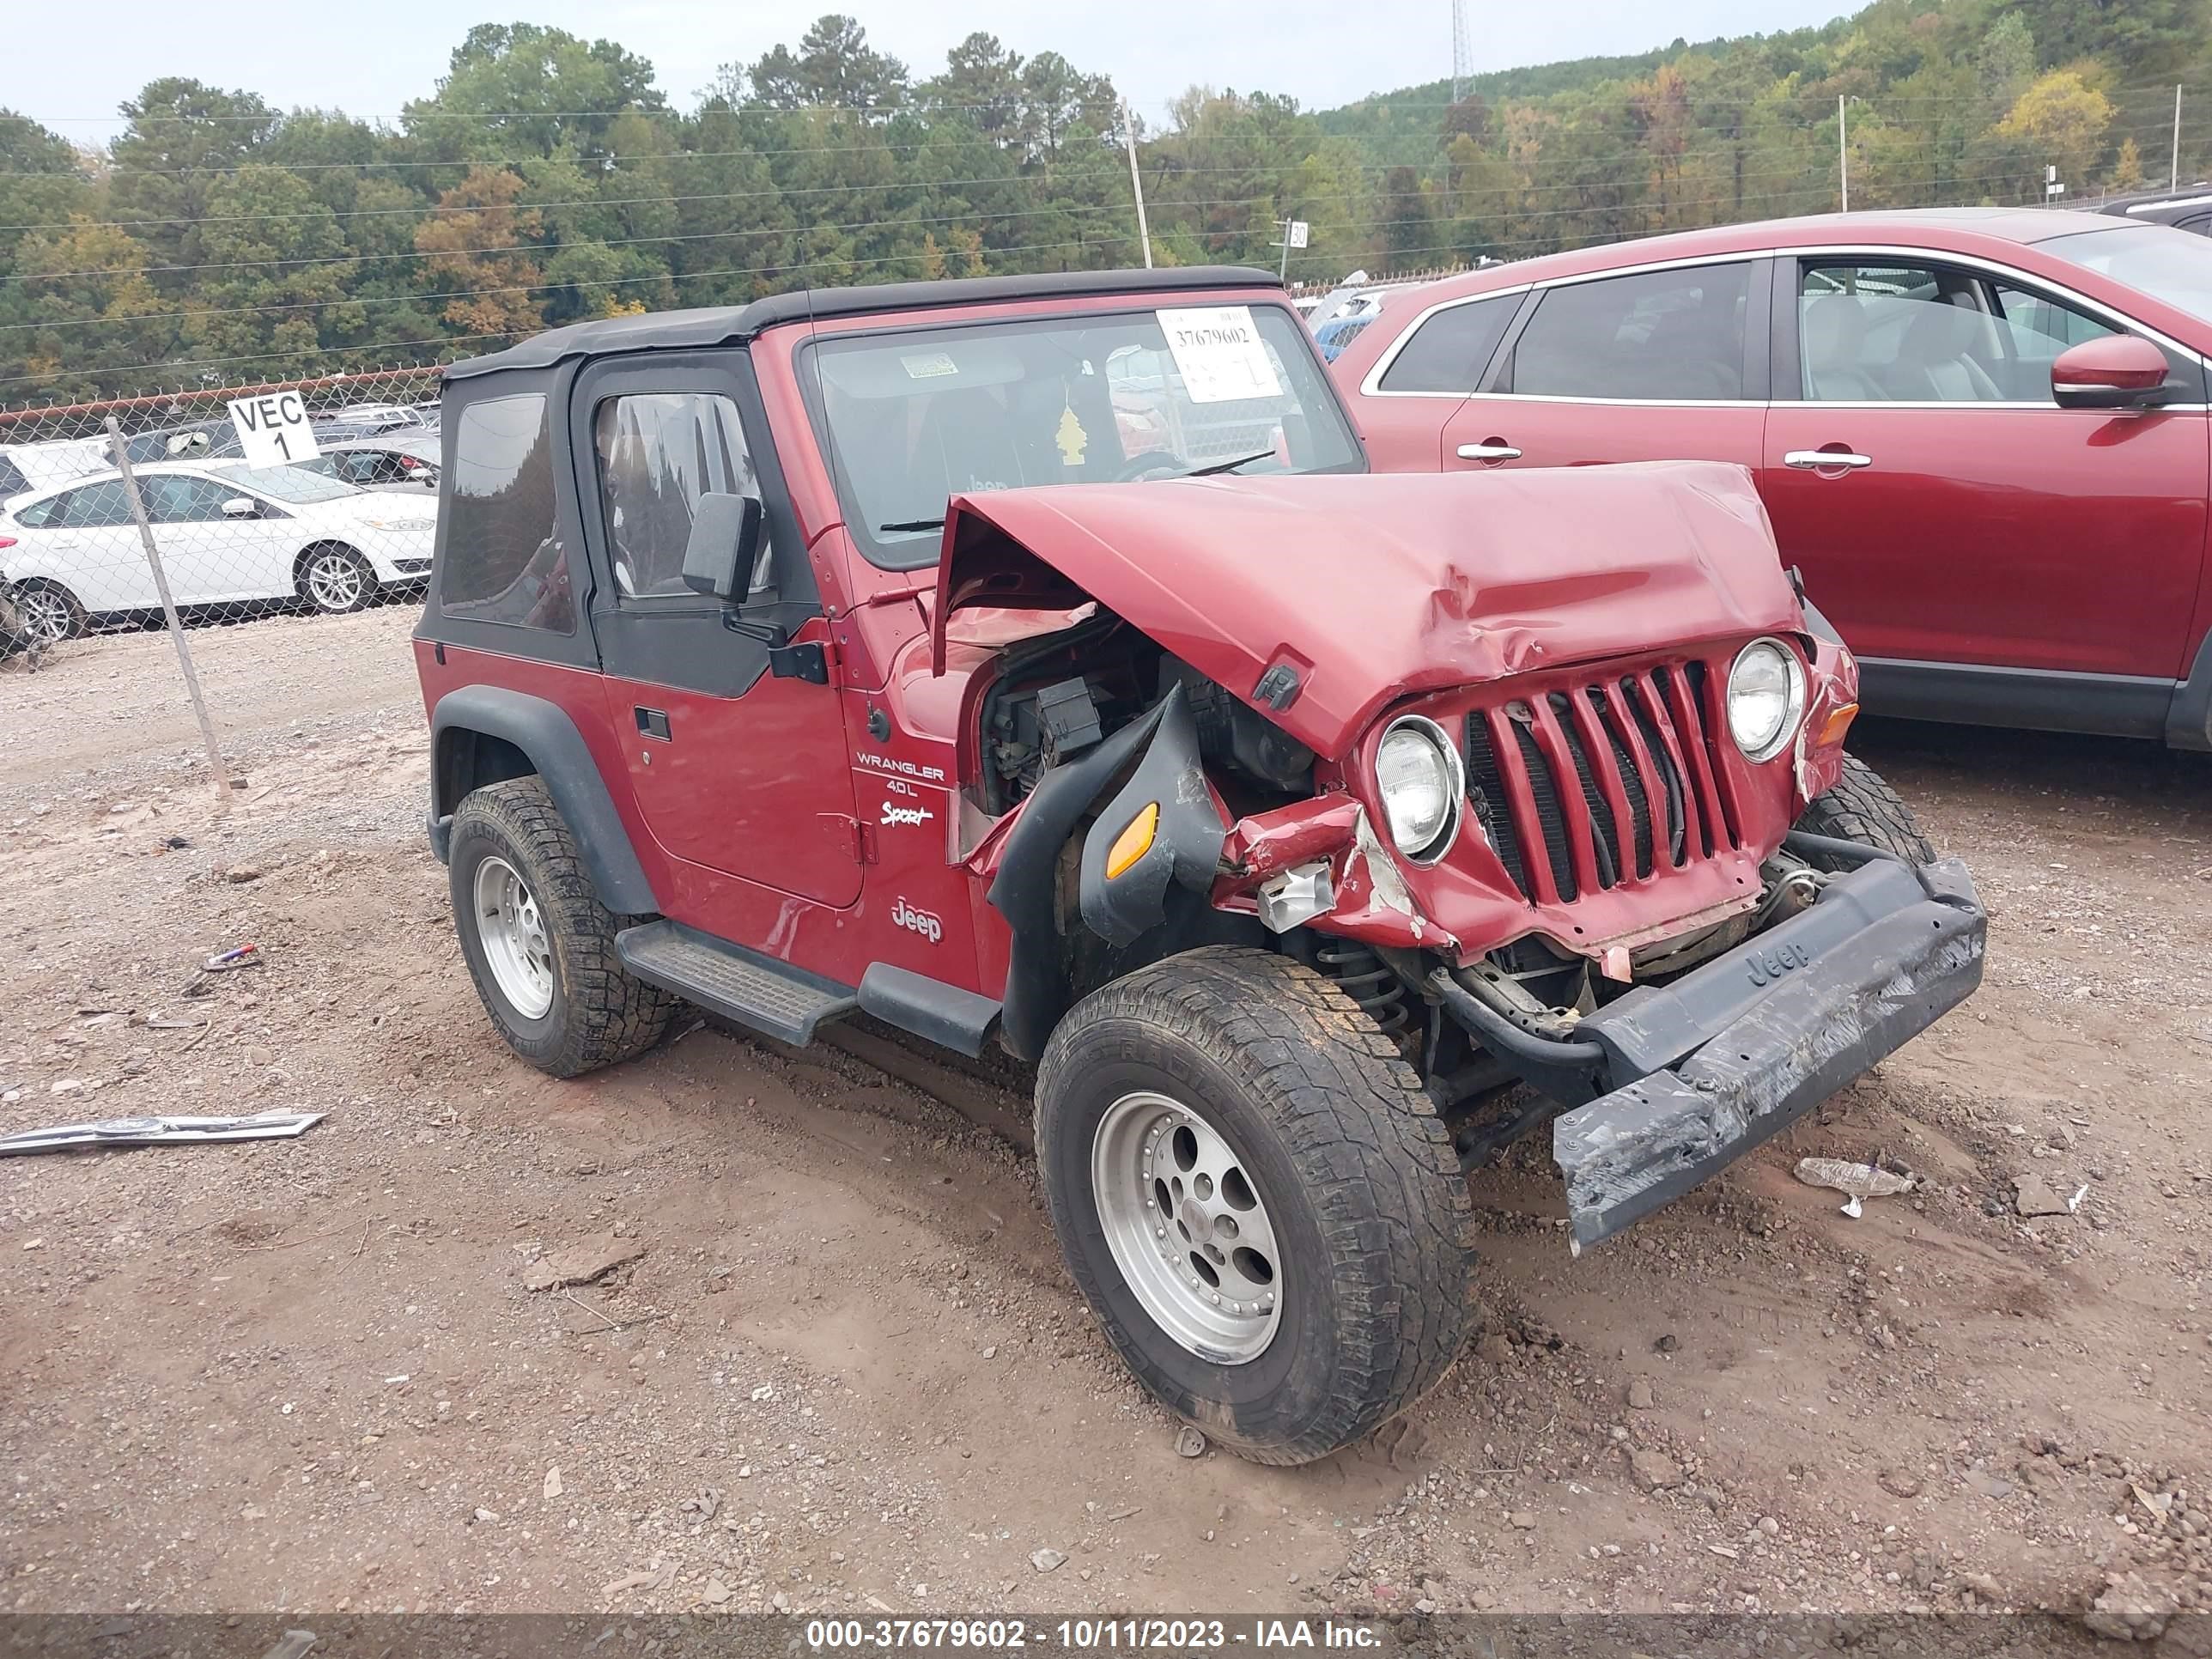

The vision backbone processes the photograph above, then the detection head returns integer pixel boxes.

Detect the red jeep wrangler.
[413,267,1984,1465]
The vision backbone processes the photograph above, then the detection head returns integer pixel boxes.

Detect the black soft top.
[443,265,1283,380]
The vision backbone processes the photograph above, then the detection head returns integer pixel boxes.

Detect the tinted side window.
[1377,295,1518,392]
[14,491,58,528]
[593,393,764,602]
[59,480,132,528]
[0,456,27,498]
[1511,264,1751,400]
[440,393,573,632]
[144,476,235,524]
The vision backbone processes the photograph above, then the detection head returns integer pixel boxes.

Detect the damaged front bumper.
[1541,850,1984,1253]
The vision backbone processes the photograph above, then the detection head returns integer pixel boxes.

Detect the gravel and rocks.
[2,608,2209,1622]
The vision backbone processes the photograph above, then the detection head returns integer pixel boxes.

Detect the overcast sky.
[16,0,1859,141]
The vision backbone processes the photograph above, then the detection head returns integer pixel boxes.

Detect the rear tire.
[1035,946,1474,1466]
[15,580,86,642]
[448,776,678,1078]
[296,544,379,614]
[1795,754,1936,868]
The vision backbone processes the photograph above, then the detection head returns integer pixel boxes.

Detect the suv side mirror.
[2052,336,2173,410]
[220,496,257,519]
[681,492,763,600]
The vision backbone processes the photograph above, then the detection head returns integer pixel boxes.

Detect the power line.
[0,231,1142,389]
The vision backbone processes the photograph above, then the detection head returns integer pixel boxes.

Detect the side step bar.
[616,921,857,1046]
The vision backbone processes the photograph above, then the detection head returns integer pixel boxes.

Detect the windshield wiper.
[878,517,946,533]
[1179,449,1276,478]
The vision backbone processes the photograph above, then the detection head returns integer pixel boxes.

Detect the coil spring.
[1314,941,1410,1036]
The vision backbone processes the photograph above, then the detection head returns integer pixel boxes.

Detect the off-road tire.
[448,776,678,1078]
[1035,946,1475,1466]
[1795,755,1936,868]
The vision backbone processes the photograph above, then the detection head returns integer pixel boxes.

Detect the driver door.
[573,352,862,909]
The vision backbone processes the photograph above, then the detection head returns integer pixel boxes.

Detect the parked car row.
[0,459,436,641]
[1328,207,2212,751]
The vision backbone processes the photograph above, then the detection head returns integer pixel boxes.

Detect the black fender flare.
[988,686,1228,1060]
[428,684,661,915]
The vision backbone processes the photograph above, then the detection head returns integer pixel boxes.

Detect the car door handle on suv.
[1784,449,1874,471]
[1455,442,1523,462]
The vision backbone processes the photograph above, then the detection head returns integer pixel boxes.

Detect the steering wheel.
[1113,450,1187,483]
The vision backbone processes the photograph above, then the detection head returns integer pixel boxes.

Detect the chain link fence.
[0,367,445,670]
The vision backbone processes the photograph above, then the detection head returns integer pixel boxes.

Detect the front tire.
[296,544,379,614]
[1796,754,1936,868]
[448,777,678,1077]
[1036,947,1474,1466]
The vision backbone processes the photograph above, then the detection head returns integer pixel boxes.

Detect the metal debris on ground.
[1173,1424,1207,1458]
[260,1633,317,1659]
[0,1110,325,1157]
[1793,1156,1917,1218]
[202,943,264,973]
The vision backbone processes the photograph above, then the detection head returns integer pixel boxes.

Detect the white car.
[0,460,436,641]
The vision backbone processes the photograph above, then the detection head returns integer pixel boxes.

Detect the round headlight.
[1727,637,1806,762]
[1375,716,1463,862]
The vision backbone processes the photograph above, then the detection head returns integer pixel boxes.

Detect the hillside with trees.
[3,0,2208,401]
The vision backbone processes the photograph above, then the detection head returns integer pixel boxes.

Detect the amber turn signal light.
[1105,802,1159,878]
[1817,702,1859,748]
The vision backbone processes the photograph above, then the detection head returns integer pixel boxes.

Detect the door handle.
[1784,450,1873,471]
[1455,442,1523,461]
[634,707,672,742]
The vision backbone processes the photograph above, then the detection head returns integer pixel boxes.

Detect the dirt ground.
[2,609,2208,1632]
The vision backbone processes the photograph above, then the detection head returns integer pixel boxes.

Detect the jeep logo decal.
[891,898,943,943]
[1745,940,1814,988]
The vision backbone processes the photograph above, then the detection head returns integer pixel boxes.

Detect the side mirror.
[220,497,256,519]
[681,492,764,601]
[2052,336,2172,410]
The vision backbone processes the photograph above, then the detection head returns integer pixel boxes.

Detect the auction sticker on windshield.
[1157,306,1284,404]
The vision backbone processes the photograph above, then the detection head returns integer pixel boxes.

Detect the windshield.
[799,301,1364,568]
[2040,224,2212,324]
[215,461,361,503]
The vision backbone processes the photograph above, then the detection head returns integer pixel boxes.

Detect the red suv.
[1334,209,2212,748]
[415,266,1983,1463]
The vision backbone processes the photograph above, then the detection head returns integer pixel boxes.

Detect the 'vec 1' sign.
[226,391,323,469]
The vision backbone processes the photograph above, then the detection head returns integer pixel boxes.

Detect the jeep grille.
[1462,659,1741,904]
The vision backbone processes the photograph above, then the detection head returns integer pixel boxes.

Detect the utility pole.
[2175,85,2185,191]
[1838,94,1849,213]
[106,416,231,808]
[1120,99,1152,269]
[1450,0,1471,106]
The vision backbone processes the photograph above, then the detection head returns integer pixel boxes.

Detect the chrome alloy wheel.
[1091,1090,1282,1364]
[473,854,554,1019]
[303,550,366,611]
[17,587,74,642]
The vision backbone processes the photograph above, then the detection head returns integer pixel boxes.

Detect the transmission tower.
[1450,0,1471,106]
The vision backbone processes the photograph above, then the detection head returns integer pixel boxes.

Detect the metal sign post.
[1272,217,1309,281]
[104,416,232,807]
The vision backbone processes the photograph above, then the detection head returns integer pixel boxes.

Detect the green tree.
[404,24,665,165]
[185,165,362,376]
[743,15,908,112]
[106,78,277,282]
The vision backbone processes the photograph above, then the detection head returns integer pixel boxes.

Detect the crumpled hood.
[933,462,1803,759]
